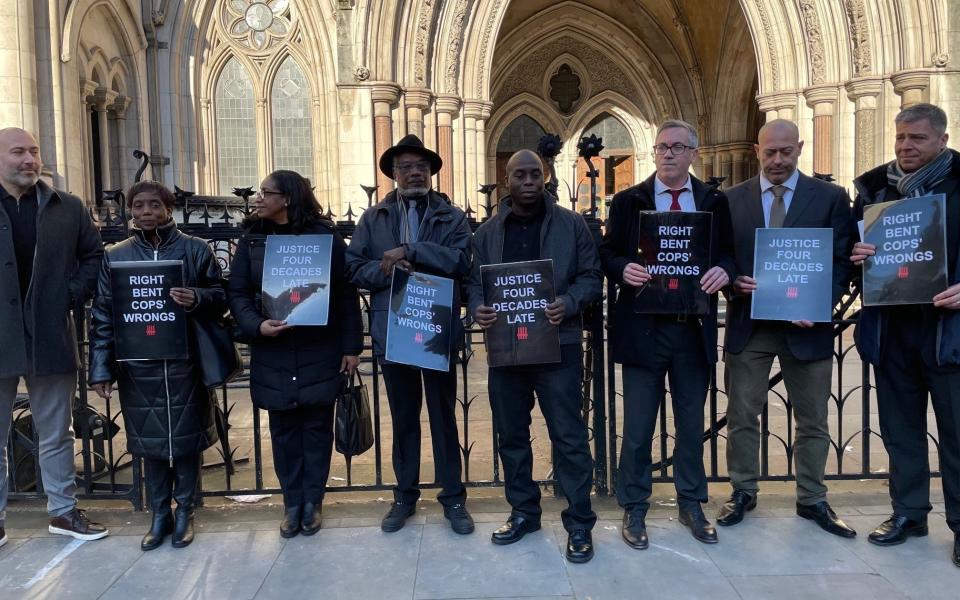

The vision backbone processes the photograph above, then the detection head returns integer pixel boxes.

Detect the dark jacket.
[0,180,102,377]
[345,190,472,357]
[466,193,602,346]
[852,149,960,367]
[599,173,737,365]
[88,222,220,460]
[228,218,363,411]
[724,172,854,361]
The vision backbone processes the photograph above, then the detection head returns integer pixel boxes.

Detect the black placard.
[751,228,834,322]
[385,269,454,371]
[634,211,712,314]
[862,194,948,306]
[109,260,188,360]
[261,235,333,325]
[480,259,561,367]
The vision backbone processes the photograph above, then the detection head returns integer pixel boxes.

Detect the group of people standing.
[0,99,957,567]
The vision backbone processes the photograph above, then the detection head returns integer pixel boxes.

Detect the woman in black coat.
[228,170,363,537]
[89,181,225,551]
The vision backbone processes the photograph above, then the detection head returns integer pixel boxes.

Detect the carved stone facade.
[3,0,957,214]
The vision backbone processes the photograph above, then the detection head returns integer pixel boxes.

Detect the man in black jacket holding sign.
[599,119,736,549]
[718,119,855,538]
[468,150,602,563]
[850,103,960,566]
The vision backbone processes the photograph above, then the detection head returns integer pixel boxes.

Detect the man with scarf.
[346,135,474,536]
[850,103,960,567]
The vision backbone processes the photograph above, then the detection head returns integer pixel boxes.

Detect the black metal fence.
[6,183,918,512]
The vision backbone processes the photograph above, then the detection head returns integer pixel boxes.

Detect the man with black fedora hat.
[346,134,474,535]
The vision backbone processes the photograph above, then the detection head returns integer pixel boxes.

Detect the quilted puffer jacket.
[88,221,220,460]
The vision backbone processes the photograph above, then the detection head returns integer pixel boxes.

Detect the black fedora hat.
[378,134,443,179]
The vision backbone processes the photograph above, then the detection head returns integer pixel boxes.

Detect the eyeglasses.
[256,188,284,199]
[394,161,431,174]
[652,143,696,155]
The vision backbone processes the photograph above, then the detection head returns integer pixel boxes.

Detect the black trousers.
[268,403,335,508]
[617,319,710,514]
[379,360,466,507]
[876,317,960,530]
[488,344,596,532]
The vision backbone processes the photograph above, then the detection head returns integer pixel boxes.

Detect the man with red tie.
[600,119,736,549]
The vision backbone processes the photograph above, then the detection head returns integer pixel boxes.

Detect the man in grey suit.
[717,119,856,537]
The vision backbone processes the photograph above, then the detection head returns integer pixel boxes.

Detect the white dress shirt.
[760,169,799,227]
[654,176,696,212]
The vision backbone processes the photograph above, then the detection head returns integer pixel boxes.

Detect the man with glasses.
[346,134,474,535]
[599,119,736,548]
[718,119,855,538]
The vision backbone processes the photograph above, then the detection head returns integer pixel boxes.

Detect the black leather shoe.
[953,533,960,567]
[171,507,194,548]
[621,511,648,550]
[716,490,757,526]
[796,501,856,538]
[443,504,475,535]
[491,515,541,546]
[381,502,416,533]
[566,529,594,563]
[301,502,322,536]
[141,512,174,551]
[679,507,718,544]
[868,514,928,546]
[280,506,302,538]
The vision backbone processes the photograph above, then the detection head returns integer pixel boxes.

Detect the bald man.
[0,128,107,546]
[718,119,855,537]
[467,150,602,563]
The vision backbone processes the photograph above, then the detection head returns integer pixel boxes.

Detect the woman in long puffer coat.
[89,181,225,551]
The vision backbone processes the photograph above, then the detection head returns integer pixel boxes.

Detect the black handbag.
[192,313,243,388]
[335,372,374,457]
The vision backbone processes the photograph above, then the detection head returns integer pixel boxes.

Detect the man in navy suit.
[600,119,736,549]
[717,119,855,537]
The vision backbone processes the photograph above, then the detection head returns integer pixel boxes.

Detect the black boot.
[141,459,174,551]
[171,455,200,549]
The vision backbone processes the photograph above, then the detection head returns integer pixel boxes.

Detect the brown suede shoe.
[49,509,109,541]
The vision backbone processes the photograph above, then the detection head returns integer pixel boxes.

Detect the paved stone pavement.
[1,483,956,600]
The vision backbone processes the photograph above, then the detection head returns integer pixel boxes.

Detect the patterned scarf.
[887,148,953,197]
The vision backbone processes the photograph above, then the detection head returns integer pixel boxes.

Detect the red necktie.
[668,188,687,211]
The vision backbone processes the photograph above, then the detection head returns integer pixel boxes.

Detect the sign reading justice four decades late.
[862,194,948,306]
[261,235,333,325]
[751,228,834,322]
[480,259,561,367]
[634,211,713,314]
[386,269,455,372]
[109,260,188,360]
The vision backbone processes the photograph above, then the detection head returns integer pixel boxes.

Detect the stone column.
[757,92,797,122]
[891,70,930,108]
[255,97,269,183]
[475,101,493,190]
[803,85,839,177]
[199,97,216,193]
[80,79,98,202]
[93,88,118,192]
[110,95,132,187]
[434,94,462,197]
[845,77,883,178]
[720,149,734,187]
[463,100,489,213]
[404,88,432,139]
[732,149,748,184]
[698,148,714,181]
[370,82,401,195]
[0,0,38,132]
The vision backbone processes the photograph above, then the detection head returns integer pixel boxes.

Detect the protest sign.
[634,211,712,314]
[480,259,560,367]
[385,269,454,371]
[751,228,834,322]
[863,194,947,306]
[261,235,333,325]
[110,260,188,360]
